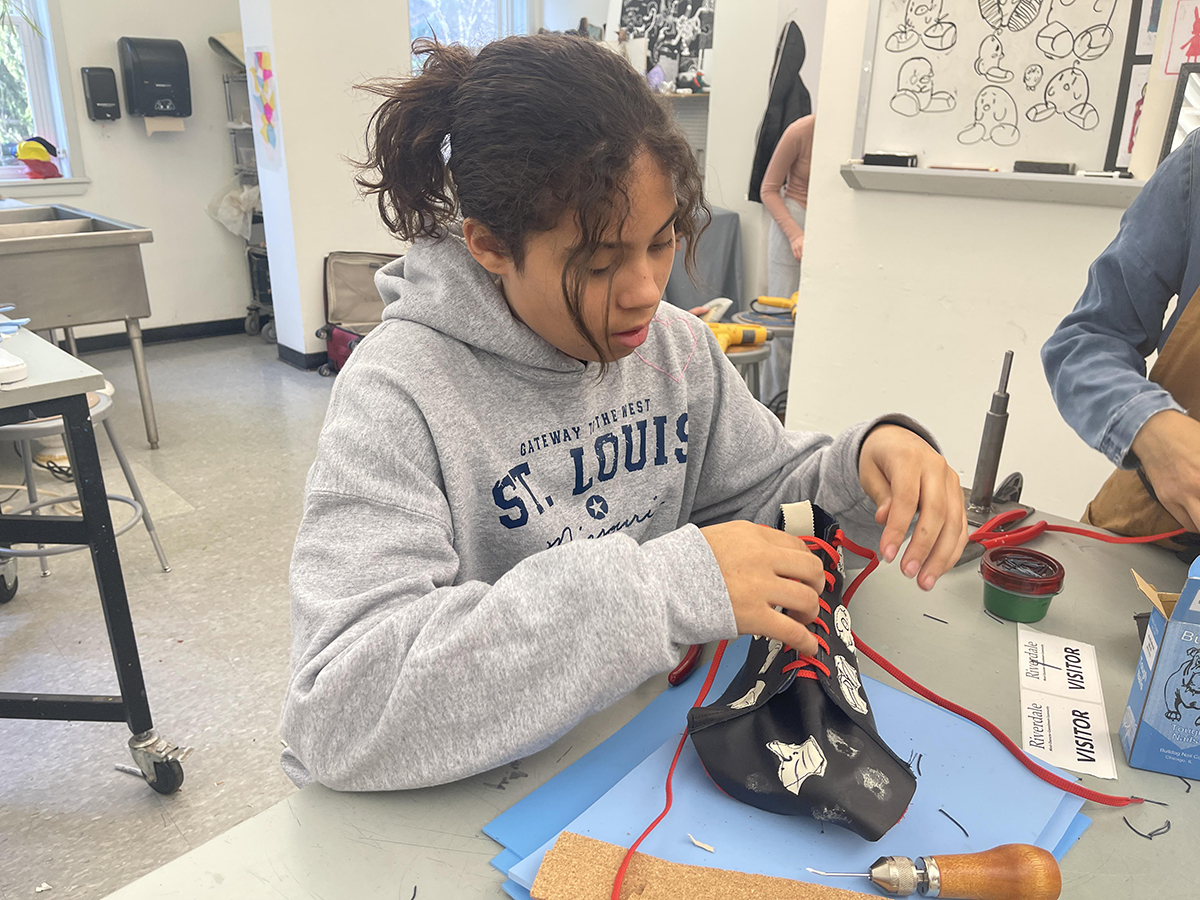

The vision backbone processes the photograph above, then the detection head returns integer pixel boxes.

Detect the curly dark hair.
[355,33,709,364]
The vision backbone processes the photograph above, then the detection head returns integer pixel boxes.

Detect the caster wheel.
[315,326,331,341]
[149,759,184,794]
[0,575,16,604]
[244,313,262,336]
[317,363,335,377]
[262,320,277,344]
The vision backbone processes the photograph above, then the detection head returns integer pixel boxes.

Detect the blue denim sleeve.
[1041,132,1197,469]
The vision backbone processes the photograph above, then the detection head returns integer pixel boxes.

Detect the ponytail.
[355,39,475,241]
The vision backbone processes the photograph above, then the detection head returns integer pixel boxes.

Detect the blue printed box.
[1120,559,1200,778]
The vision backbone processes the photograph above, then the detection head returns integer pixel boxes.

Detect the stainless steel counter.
[0,200,160,447]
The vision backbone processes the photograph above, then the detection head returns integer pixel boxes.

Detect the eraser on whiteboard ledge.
[863,152,918,167]
[1013,160,1077,175]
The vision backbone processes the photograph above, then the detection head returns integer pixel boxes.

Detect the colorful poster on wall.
[1115,63,1152,167]
[1165,0,1200,74]
[1138,0,1164,55]
[247,45,282,171]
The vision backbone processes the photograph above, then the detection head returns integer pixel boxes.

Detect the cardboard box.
[1119,559,1200,778]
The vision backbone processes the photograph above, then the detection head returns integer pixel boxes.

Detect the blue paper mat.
[483,637,750,863]
[508,675,1086,890]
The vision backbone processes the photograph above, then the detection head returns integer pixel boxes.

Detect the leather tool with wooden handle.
[807,843,1061,899]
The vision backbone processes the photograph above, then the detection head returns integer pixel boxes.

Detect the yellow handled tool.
[755,290,799,311]
[707,322,772,353]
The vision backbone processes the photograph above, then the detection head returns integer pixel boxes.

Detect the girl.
[281,34,967,791]
[760,113,815,404]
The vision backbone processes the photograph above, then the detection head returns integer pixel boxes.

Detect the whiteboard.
[860,0,1134,170]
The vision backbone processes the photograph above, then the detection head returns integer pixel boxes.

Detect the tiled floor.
[0,335,332,899]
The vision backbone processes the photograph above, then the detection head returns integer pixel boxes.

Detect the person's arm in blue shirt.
[1041,131,1196,469]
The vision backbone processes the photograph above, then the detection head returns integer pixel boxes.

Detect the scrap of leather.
[530,831,873,900]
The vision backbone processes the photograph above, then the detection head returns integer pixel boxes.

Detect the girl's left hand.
[858,424,969,591]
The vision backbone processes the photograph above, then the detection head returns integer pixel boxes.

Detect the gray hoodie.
[280,233,932,791]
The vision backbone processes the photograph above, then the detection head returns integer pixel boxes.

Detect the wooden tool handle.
[933,844,1061,900]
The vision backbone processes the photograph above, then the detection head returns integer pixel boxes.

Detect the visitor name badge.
[1017,624,1117,780]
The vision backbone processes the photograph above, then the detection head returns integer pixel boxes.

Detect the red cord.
[610,520,1170,896]
[610,638,729,900]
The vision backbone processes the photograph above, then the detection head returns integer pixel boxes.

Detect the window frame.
[1,0,88,197]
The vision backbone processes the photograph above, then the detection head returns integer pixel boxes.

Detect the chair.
[0,391,169,575]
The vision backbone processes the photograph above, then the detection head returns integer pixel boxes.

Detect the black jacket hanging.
[748,22,813,204]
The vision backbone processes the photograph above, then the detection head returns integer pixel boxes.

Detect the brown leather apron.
[1084,284,1200,553]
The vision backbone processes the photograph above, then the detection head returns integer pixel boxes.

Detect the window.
[409,0,530,55]
[0,0,75,182]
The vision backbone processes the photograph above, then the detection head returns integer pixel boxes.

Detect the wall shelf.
[840,164,1144,209]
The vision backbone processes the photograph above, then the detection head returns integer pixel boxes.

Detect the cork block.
[530,832,875,900]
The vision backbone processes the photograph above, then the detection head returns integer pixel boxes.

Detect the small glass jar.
[979,546,1065,623]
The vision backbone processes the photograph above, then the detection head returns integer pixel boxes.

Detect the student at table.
[1042,130,1200,557]
[281,36,967,791]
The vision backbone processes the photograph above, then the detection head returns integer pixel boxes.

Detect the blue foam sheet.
[508,675,1086,891]
[482,637,750,859]
[501,879,532,900]
[1053,813,1092,860]
[491,848,523,875]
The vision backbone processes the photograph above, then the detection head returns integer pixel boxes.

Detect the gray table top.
[103,516,1193,899]
[0,322,105,410]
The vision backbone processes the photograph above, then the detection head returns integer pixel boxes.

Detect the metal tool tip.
[997,350,1014,393]
[806,869,867,878]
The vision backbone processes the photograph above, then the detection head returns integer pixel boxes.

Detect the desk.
[0,326,187,792]
[103,517,1192,899]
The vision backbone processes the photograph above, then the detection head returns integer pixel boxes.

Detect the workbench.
[102,516,1193,899]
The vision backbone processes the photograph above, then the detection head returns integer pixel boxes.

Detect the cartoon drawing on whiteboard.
[958,86,1021,145]
[885,0,959,53]
[767,738,828,796]
[978,0,1044,32]
[975,34,1015,83]
[1023,63,1045,91]
[1035,0,1118,61]
[890,58,957,117]
[1184,8,1200,65]
[1026,65,1100,130]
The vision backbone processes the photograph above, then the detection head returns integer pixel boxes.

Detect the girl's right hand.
[790,233,805,262]
[699,521,824,655]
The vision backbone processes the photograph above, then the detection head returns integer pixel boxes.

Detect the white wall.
[27,0,250,337]
[545,0,610,32]
[239,0,408,359]
[703,0,825,299]
[790,0,1125,517]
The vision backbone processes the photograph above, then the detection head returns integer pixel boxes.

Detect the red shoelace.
[610,523,1185,899]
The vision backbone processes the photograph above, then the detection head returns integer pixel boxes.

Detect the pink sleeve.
[760,123,804,242]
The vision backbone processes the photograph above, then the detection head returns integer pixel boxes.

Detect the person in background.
[1042,129,1200,558]
[759,113,814,406]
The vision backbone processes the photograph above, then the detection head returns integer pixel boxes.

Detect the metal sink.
[0,203,154,326]
[0,200,161,448]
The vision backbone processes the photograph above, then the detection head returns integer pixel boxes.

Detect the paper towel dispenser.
[118,37,191,117]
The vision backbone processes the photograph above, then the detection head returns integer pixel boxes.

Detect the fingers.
[881,476,920,566]
[758,529,826,594]
[749,607,819,656]
[915,489,970,590]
